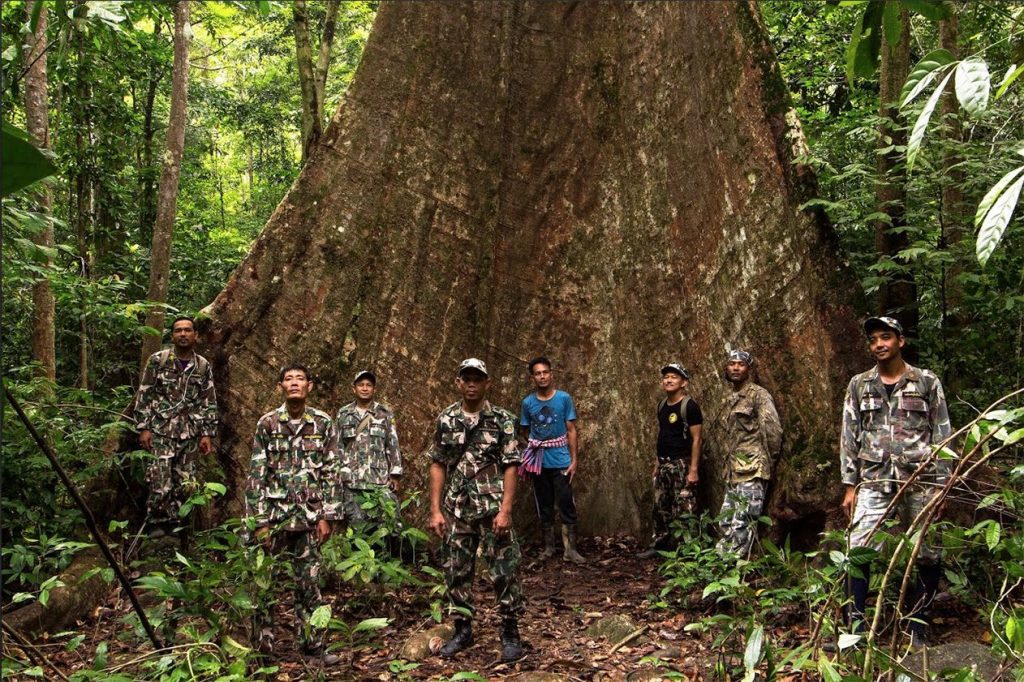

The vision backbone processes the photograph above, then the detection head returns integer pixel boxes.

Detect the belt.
[658,457,684,463]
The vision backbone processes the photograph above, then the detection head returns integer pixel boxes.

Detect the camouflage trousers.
[849,479,941,564]
[444,515,524,621]
[254,529,324,650]
[146,435,201,526]
[651,459,691,546]
[716,479,765,559]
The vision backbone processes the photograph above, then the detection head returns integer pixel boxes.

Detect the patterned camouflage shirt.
[428,401,521,522]
[134,349,218,440]
[840,364,953,487]
[246,404,340,531]
[331,401,402,489]
[724,382,782,483]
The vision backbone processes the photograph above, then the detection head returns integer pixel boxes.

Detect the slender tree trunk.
[74,0,92,390]
[140,21,163,244]
[873,5,917,341]
[140,0,191,372]
[23,0,56,383]
[293,0,322,163]
[314,0,343,115]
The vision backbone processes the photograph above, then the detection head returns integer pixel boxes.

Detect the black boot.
[906,562,940,648]
[538,525,558,560]
[439,619,473,658]
[500,618,525,662]
[847,574,869,632]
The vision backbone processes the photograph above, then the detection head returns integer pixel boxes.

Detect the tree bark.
[203,1,865,538]
[73,0,93,390]
[314,0,343,114]
[140,21,163,244]
[873,5,917,339]
[140,0,191,372]
[293,0,322,163]
[23,0,56,383]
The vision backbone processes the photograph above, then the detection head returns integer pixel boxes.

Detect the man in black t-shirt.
[639,363,704,559]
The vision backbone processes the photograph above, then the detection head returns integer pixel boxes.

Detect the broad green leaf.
[1007,616,1019,644]
[883,0,902,46]
[29,0,45,35]
[309,604,332,629]
[256,0,271,14]
[955,58,991,116]
[900,0,954,20]
[829,550,846,565]
[743,625,765,674]
[907,71,952,173]
[976,166,1024,227]
[846,1,884,84]
[838,633,862,649]
[900,48,955,107]
[353,616,390,632]
[1,122,58,197]
[985,521,1001,551]
[206,482,227,495]
[817,654,842,682]
[996,63,1024,99]
[977,172,1024,267]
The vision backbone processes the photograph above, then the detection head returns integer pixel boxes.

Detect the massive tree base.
[203,1,865,536]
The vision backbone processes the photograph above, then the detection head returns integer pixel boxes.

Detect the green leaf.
[817,654,842,682]
[309,604,332,629]
[976,171,1024,267]
[900,48,955,108]
[976,166,1024,227]
[996,63,1024,99]
[1,123,58,197]
[900,0,954,20]
[256,0,271,14]
[206,482,227,495]
[846,1,884,83]
[829,550,846,565]
[838,633,863,649]
[29,0,45,35]
[906,71,952,173]
[955,58,990,116]
[985,521,1001,551]
[883,0,902,46]
[353,616,390,633]
[743,625,765,676]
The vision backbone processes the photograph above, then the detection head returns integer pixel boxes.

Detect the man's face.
[530,364,553,390]
[662,372,686,393]
[457,370,490,402]
[171,320,197,350]
[279,369,312,401]
[353,378,376,402]
[867,329,905,362]
[726,360,750,384]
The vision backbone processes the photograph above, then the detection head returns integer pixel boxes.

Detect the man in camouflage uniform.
[245,363,340,662]
[428,358,526,662]
[716,350,782,559]
[840,316,952,646]
[134,316,218,537]
[331,370,404,555]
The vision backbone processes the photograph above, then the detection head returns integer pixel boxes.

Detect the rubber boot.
[847,573,869,632]
[500,618,525,662]
[538,525,558,560]
[562,524,587,564]
[439,619,473,658]
[906,562,940,648]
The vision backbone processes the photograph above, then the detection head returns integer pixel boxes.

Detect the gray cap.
[457,358,488,377]
[864,316,904,336]
[660,363,690,380]
[352,370,376,385]
[727,349,754,366]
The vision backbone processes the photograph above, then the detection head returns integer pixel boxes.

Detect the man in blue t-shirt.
[519,357,586,564]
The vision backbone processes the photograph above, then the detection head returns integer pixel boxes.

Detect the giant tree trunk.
[204,1,865,538]
[139,0,191,370]
[23,0,56,383]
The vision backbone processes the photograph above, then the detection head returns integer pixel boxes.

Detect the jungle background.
[2,0,1024,679]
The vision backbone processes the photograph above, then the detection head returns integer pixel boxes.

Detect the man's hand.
[492,510,513,535]
[199,436,213,455]
[686,469,699,486]
[389,476,401,493]
[429,511,447,538]
[139,429,153,451]
[841,486,857,520]
[255,526,272,550]
[316,519,332,544]
[566,459,578,483]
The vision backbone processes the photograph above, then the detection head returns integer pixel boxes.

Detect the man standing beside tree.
[331,370,404,556]
[428,358,526,662]
[519,357,585,564]
[639,363,703,559]
[135,315,218,538]
[716,349,782,559]
[840,317,952,647]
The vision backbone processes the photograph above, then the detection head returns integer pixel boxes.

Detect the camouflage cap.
[660,363,690,380]
[352,370,377,385]
[864,316,904,337]
[457,358,488,377]
[727,349,754,366]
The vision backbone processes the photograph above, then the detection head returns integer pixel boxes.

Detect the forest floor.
[25,533,992,681]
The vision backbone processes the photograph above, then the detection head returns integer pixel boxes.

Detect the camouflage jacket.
[134,349,218,440]
[840,364,952,487]
[724,382,782,483]
[331,401,402,489]
[245,404,340,531]
[428,401,521,522]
